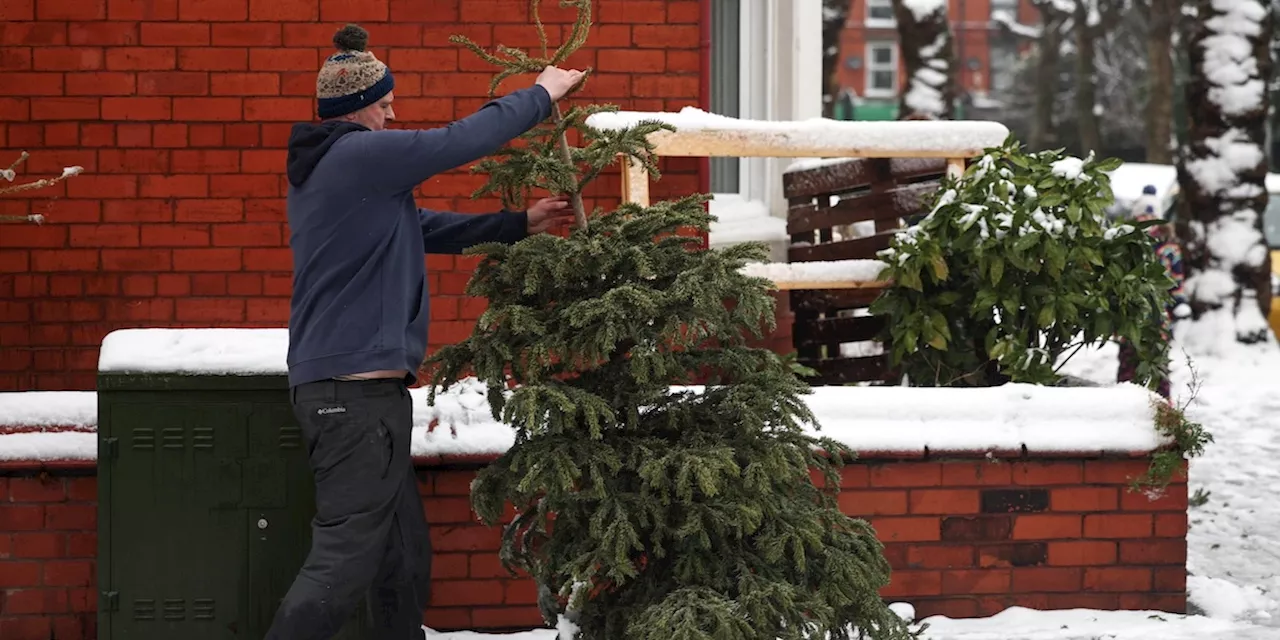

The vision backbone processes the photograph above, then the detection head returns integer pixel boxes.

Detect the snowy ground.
[423,333,1280,639]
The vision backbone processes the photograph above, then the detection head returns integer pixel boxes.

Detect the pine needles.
[429,3,920,638]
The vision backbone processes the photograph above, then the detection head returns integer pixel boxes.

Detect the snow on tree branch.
[0,151,82,224]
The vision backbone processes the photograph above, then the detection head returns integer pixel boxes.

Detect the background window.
[710,0,740,194]
[866,0,895,26]
[865,42,897,96]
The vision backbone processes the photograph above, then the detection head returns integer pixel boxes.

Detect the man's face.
[346,92,396,131]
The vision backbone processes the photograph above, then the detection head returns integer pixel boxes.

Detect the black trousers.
[265,377,432,640]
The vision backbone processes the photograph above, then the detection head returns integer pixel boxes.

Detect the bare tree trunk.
[891,0,957,119]
[1145,0,1176,163]
[822,0,850,118]
[1177,0,1273,348]
[1031,3,1067,150]
[1074,0,1102,154]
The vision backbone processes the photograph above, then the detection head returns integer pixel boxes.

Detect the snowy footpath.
[422,336,1280,639]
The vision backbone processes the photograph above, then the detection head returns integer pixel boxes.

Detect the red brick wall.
[0,0,708,392]
[0,455,1187,638]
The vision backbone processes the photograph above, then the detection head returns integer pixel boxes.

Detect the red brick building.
[834,0,1036,119]
[0,0,715,391]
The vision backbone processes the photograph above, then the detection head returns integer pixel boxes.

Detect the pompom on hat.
[315,24,395,119]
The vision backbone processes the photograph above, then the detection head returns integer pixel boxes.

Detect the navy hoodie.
[284,85,553,387]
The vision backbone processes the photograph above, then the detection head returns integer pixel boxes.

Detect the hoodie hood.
[285,120,369,187]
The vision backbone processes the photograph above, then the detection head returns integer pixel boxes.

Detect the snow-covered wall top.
[584,107,1010,158]
[4,328,1170,463]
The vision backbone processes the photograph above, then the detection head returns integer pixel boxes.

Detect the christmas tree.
[427,2,918,638]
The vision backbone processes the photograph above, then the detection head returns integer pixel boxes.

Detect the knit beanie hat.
[315,24,395,120]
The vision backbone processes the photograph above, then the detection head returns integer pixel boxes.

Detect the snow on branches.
[0,151,83,224]
[1178,0,1274,351]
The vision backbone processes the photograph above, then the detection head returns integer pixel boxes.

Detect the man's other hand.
[527,195,574,234]
[536,66,586,101]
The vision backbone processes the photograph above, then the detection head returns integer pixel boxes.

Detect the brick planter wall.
[0,454,1188,638]
[0,0,708,392]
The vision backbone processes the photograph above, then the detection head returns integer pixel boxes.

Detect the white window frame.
[866,0,896,28]
[864,41,898,98]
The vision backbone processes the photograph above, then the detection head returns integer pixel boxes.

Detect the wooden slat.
[800,356,897,384]
[783,157,948,200]
[620,156,650,207]
[790,232,895,262]
[790,287,886,312]
[787,182,941,235]
[645,128,1004,161]
[794,315,885,347]
[767,279,889,291]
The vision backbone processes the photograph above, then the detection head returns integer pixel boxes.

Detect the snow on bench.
[584,107,1010,159]
[740,259,890,290]
[0,329,1170,463]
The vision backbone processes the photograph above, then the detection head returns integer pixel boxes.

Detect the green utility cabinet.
[97,365,369,639]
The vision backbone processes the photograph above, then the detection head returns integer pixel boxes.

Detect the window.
[866,0,895,27]
[988,35,1019,95]
[865,42,897,97]
[989,0,1019,16]
[710,0,740,193]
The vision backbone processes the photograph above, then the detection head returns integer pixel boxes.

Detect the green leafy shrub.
[870,137,1174,390]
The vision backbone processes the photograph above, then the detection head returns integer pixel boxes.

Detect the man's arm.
[419,207,528,254]
[364,86,553,193]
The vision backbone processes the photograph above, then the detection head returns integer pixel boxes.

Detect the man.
[269,23,582,640]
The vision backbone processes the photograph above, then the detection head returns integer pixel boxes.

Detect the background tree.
[431,2,920,639]
[1140,0,1178,164]
[1176,0,1274,348]
[823,0,852,118]
[891,0,957,119]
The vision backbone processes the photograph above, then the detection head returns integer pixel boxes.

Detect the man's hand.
[536,66,586,101]
[526,195,574,234]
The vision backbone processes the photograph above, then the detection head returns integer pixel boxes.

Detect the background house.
[0,0,822,392]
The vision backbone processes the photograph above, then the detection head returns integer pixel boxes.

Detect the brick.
[1083,460,1152,485]
[467,606,543,628]
[0,561,42,587]
[1084,514,1152,539]
[152,123,188,146]
[1050,487,1117,512]
[211,72,280,96]
[68,586,95,612]
[7,478,66,501]
[1154,566,1187,592]
[879,570,942,597]
[905,545,974,569]
[941,569,1010,595]
[211,23,281,46]
[224,123,260,146]
[176,199,242,222]
[0,0,34,19]
[179,0,247,20]
[913,598,980,619]
[141,224,209,246]
[108,0,178,19]
[1011,514,1081,540]
[243,247,291,271]
[241,149,285,173]
[248,0,318,21]
[101,97,171,121]
[869,463,941,488]
[0,48,33,71]
[172,149,239,173]
[32,248,101,272]
[32,47,104,71]
[69,22,139,45]
[45,504,95,530]
[64,72,137,100]
[104,199,174,222]
[427,553,468,579]
[106,47,176,71]
[320,0,389,21]
[1154,513,1187,537]
[214,175,278,198]
[940,516,1011,542]
[176,298,245,321]
[12,533,63,558]
[390,49,459,72]
[868,517,940,543]
[43,560,93,586]
[140,175,207,198]
[104,297,174,321]
[0,72,63,95]
[211,222,279,247]
[982,488,1049,513]
[173,97,243,121]
[178,47,248,71]
[248,48,317,71]
[423,607,471,629]
[246,298,288,322]
[190,273,226,295]
[667,50,700,72]
[911,489,980,515]
[1011,461,1082,485]
[1011,567,1082,593]
[1046,593,1121,610]
[1120,484,1188,511]
[1118,539,1186,565]
[977,542,1047,568]
[66,175,137,200]
[632,25,699,48]
[597,49,665,73]
[69,224,139,248]
[141,21,210,45]
[244,97,312,121]
[837,490,906,516]
[504,579,537,605]
[432,526,501,553]
[1118,593,1185,613]
[137,71,209,96]
[0,97,31,120]
[37,0,107,19]
[1047,541,1116,566]
[174,248,241,271]
[226,273,262,295]
[1083,567,1151,592]
[101,249,171,271]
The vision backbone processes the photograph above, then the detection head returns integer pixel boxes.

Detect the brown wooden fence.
[783,157,950,385]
